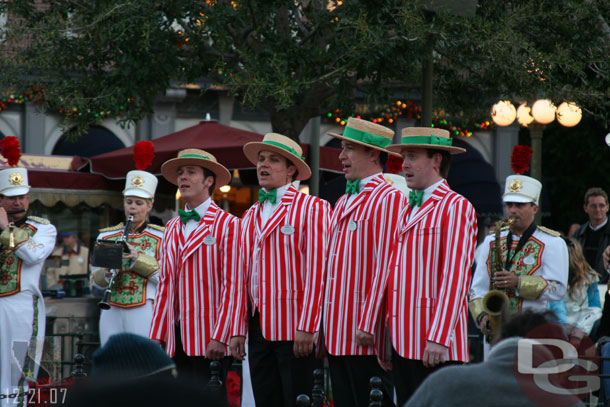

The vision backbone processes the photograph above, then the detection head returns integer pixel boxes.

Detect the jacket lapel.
[258,185,297,242]
[339,175,384,223]
[181,202,218,261]
[402,180,450,234]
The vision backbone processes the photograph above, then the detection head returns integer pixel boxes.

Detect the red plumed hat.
[133,141,155,171]
[0,136,22,167]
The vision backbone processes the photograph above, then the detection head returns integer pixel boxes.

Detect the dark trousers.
[172,326,232,403]
[391,347,460,406]
[248,311,321,407]
[327,353,395,407]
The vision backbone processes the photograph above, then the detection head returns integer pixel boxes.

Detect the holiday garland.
[324,100,492,138]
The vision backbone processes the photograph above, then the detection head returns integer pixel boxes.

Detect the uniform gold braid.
[0,227,29,248]
[468,298,485,323]
[518,275,547,299]
[92,268,109,288]
[132,254,159,278]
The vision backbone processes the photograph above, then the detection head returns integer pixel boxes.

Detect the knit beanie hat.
[91,333,176,381]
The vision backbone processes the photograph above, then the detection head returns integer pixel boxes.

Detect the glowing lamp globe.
[516,103,534,127]
[491,100,516,126]
[531,100,556,124]
[556,102,582,127]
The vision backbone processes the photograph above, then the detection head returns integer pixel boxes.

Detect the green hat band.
[181,153,211,160]
[262,140,305,160]
[400,135,453,147]
[342,126,391,148]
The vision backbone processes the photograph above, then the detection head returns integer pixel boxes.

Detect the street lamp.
[492,99,582,223]
[491,99,582,182]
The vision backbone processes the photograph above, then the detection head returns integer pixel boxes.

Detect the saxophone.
[481,218,513,343]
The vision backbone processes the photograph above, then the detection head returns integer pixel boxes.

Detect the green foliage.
[0,0,609,139]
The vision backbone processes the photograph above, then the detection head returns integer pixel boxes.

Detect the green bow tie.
[345,179,361,195]
[409,190,424,207]
[258,188,277,204]
[179,209,201,224]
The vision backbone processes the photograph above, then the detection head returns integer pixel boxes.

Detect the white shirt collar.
[590,217,608,231]
[186,197,212,218]
[262,183,291,205]
[414,178,444,207]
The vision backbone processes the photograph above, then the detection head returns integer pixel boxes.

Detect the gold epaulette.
[99,223,124,233]
[148,224,165,232]
[537,225,561,237]
[27,216,50,225]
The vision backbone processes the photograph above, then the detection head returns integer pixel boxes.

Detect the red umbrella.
[90,121,341,179]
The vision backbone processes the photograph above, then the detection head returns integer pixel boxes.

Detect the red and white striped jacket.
[322,174,406,356]
[149,202,240,357]
[387,180,477,362]
[232,185,331,340]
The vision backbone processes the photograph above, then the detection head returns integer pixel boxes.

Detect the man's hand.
[205,339,226,360]
[0,208,8,230]
[493,270,518,289]
[422,340,448,368]
[123,243,138,260]
[356,330,375,347]
[479,314,491,336]
[229,336,246,361]
[293,331,314,358]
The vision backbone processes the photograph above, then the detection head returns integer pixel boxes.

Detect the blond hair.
[564,237,597,301]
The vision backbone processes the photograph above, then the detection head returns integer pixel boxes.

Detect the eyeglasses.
[562,237,575,247]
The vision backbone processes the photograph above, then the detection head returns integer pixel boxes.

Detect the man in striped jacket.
[149,149,239,395]
[230,133,331,407]
[322,118,406,407]
[385,127,478,406]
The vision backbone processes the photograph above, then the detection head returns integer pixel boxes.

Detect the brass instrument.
[98,215,133,310]
[6,209,25,249]
[481,218,513,344]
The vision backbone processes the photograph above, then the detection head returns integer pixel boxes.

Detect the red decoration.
[226,370,240,407]
[511,145,533,175]
[133,141,155,170]
[0,136,22,167]
[386,154,403,174]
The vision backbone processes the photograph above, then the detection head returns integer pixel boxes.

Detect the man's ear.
[287,165,297,179]
[204,175,215,189]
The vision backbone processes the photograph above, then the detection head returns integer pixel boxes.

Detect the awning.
[89,120,342,179]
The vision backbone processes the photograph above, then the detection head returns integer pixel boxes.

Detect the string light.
[324,100,490,138]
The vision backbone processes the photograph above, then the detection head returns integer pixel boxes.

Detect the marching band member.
[385,127,478,405]
[470,174,568,336]
[322,118,406,407]
[91,141,164,345]
[149,149,239,398]
[0,137,56,407]
[229,133,331,406]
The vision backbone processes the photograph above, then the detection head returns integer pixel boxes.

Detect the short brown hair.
[584,187,608,206]
[426,149,451,178]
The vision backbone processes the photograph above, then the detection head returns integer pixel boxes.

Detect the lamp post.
[491,99,582,223]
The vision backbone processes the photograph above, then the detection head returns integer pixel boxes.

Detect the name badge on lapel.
[281,224,295,235]
[203,235,216,246]
[348,220,358,231]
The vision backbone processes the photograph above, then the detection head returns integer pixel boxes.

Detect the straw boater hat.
[243,133,312,181]
[161,149,231,187]
[387,127,466,155]
[503,175,541,206]
[328,117,399,156]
